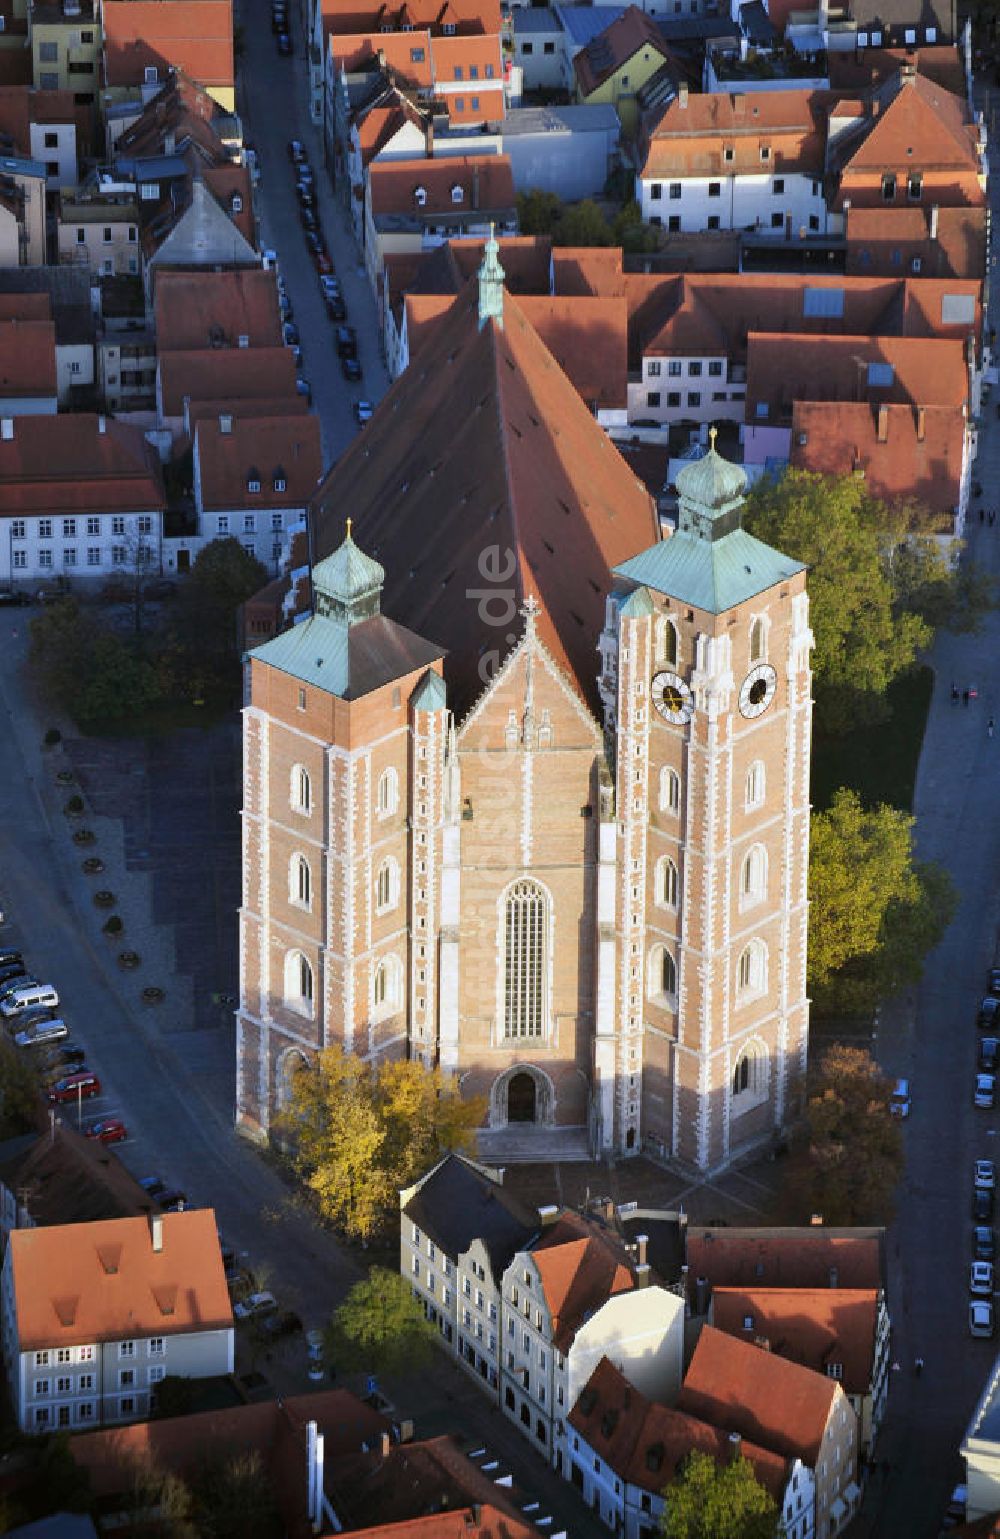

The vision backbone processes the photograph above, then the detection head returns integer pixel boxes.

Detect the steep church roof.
[311,254,659,718]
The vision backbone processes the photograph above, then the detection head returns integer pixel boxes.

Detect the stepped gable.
[311,264,659,720]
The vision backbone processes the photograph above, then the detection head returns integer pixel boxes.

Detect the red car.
[313,250,333,275]
[84,1117,126,1144]
[47,1071,101,1104]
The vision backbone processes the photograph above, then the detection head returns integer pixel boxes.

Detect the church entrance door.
[507,1071,537,1123]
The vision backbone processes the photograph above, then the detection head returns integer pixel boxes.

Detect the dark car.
[300,205,318,231]
[0,589,28,606]
[0,963,26,992]
[340,355,362,382]
[277,30,292,53]
[282,321,300,347]
[258,1309,303,1339]
[271,6,287,29]
[304,229,323,255]
[982,1037,1000,1072]
[0,975,38,1003]
[0,949,22,968]
[974,1187,995,1222]
[295,377,313,405]
[979,997,1000,1029]
[296,181,314,206]
[313,249,333,275]
[288,138,307,163]
[142,578,177,600]
[39,1041,87,1071]
[975,1226,997,1261]
[990,968,1000,998]
[335,325,358,358]
[326,296,346,322]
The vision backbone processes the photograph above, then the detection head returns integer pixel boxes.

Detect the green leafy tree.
[789,1044,904,1225]
[169,538,267,688]
[613,199,660,253]
[118,1455,196,1539]
[661,1450,782,1539]
[744,471,930,730]
[281,1048,485,1241]
[809,788,955,1014]
[327,1267,436,1379]
[517,188,562,235]
[190,1451,281,1539]
[28,601,164,729]
[0,1040,42,1138]
[554,198,613,247]
[879,510,995,633]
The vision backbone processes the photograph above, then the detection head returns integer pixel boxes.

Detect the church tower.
[597,435,813,1171]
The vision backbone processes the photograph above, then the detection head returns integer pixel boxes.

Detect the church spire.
[477,223,505,331]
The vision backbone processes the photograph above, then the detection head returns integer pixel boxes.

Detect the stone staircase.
[476,1125,592,1164]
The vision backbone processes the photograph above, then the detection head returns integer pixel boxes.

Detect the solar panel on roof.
[803,286,844,318]
[867,361,894,387]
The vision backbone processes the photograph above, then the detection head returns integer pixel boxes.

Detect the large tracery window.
[503,880,547,1039]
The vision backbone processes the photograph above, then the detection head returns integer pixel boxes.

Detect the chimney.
[380,1431,392,1457]
[470,1505,482,1524]
[635,1262,651,1288]
[151,1214,163,1252]
[877,404,889,442]
[219,413,233,434]
[930,203,940,239]
[695,1274,711,1315]
[472,164,480,211]
[377,47,386,69]
[678,81,688,108]
[916,407,926,442]
[98,415,106,434]
[538,1204,560,1226]
[729,1432,742,1462]
[828,1265,839,1289]
[635,1233,649,1266]
[901,60,917,83]
[425,116,434,158]
[0,417,13,440]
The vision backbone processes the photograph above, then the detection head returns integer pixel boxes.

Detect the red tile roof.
[356,102,423,167]
[0,85,76,157]
[186,395,311,430]
[569,1357,788,1498]
[678,1325,838,1468]
[159,348,299,417]
[530,1212,635,1351]
[685,1227,885,1296]
[328,1435,540,1533]
[710,1288,880,1396]
[0,318,55,398]
[9,1210,231,1350]
[320,0,499,35]
[368,154,515,218]
[330,31,434,88]
[827,45,967,97]
[102,0,235,90]
[552,247,625,298]
[203,164,256,246]
[0,414,165,515]
[311,277,659,718]
[518,295,627,411]
[835,72,981,191]
[574,5,674,97]
[195,414,323,510]
[845,204,986,280]
[746,331,968,421]
[642,89,829,180]
[346,1510,541,1539]
[155,269,281,352]
[117,69,231,161]
[791,399,964,527]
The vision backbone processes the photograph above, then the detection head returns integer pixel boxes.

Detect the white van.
[889,1078,911,1118]
[14,1018,68,1048]
[1,983,59,1020]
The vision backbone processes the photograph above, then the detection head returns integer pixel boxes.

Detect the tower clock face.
[651,671,694,725]
[740,664,778,719]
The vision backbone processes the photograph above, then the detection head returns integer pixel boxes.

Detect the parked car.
[141,578,177,600]
[304,230,324,256]
[271,6,287,29]
[299,205,318,232]
[282,321,300,347]
[976,1160,996,1190]
[982,1038,1000,1072]
[0,976,39,1004]
[38,1041,86,1072]
[297,162,314,184]
[0,948,22,968]
[976,1073,996,1109]
[979,996,1000,1030]
[975,1226,997,1261]
[295,377,312,405]
[46,1071,100,1104]
[974,1187,995,1222]
[335,325,358,358]
[971,1260,995,1296]
[0,962,26,989]
[14,1018,68,1049]
[970,1299,996,1338]
[0,590,28,606]
[296,181,314,207]
[326,296,346,322]
[259,1309,303,1339]
[988,968,1000,998]
[277,31,292,53]
[234,1290,278,1321]
[313,249,334,275]
[139,1174,166,1197]
[320,274,340,296]
[157,1188,188,1212]
[288,139,307,164]
[888,1078,910,1118]
[84,1117,128,1145]
[943,1484,968,1530]
[353,399,374,425]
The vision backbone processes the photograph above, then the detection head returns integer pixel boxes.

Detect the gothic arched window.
[503,880,548,1039]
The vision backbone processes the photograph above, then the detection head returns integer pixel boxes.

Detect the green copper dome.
[675,434,747,516]
[312,520,384,625]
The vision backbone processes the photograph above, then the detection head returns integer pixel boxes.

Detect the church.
[236,235,814,1172]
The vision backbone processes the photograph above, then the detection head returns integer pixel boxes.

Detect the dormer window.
[414,185,427,206]
[231,193,243,213]
[273,469,287,492]
[144,66,158,84]
[759,145,771,161]
[247,468,261,494]
[444,20,456,31]
[723,145,734,161]
[451,184,464,203]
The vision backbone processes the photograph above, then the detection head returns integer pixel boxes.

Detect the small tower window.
[655,856,679,910]
[376,767,399,817]
[745,760,765,811]
[291,765,311,814]
[659,767,681,814]
[749,615,767,664]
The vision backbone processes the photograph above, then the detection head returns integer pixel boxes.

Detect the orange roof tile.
[311,278,659,718]
[0,294,50,322]
[569,1357,788,1499]
[347,1509,542,1539]
[746,331,968,421]
[552,247,625,298]
[710,1288,879,1396]
[155,269,281,352]
[102,0,235,90]
[530,1213,635,1351]
[827,45,967,98]
[186,396,311,430]
[678,1324,838,1468]
[368,154,515,219]
[159,348,299,416]
[0,414,165,516]
[203,164,256,246]
[642,89,828,180]
[845,204,986,280]
[836,72,981,185]
[575,5,674,97]
[320,0,499,34]
[791,399,964,526]
[518,295,627,411]
[685,1227,885,1297]
[9,1210,231,1350]
[0,317,56,398]
[330,30,435,86]
[356,103,422,166]
[195,414,323,510]
[327,1434,540,1534]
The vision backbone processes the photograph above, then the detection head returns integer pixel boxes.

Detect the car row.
[0,954,113,1121]
[971,969,1000,1337]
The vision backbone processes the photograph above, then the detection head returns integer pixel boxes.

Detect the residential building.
[0,1211,233,1433]
[57,183,140,276]
[685,1224,887,1295]
[0,1123,152,1249]
[192,413,324,575]
[363,152,517,291]
[501,1211,685,1466]
[29,0,100,112]
[678,1325,860,1536]
[0,151,46,264]
[0,315,57,412]
[573,6,677,138]
[502,104,621,201]
[156,347,300,439]
[101,0,235,114]
[237,238,813,1175]
[567,1355,799,1539]
[0,83,80,189]
[0,265,96,404]
[97,275,157,414]
[401,1154,541,1384]
[155,267,281,352]
[0,414,165,587]
[845,203,987,280]
[709,1286,890,1457]
[637,86,828,233]
[828,0,956,52]
[513,8,563,92]
[962,1358,1000,1522]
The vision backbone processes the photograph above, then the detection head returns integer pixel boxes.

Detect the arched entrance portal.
[507,1071,537,1123]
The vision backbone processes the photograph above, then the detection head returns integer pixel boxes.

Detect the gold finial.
[345,516,353,540]
[709,425,718,450]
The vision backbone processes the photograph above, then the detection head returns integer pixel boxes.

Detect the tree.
[789,1044,904,1225]
[808,788,955,1015]
[554,198,613,247]
[327,1267,436,1379]
[879,509,995,634]
[168,538,267,692]
[0,1040,43,1138]
[28,601,163,729]
[517,188,562,236]
[661,1450,782,1539]
[190,1451,281,1539]
[151,1374,196,1420]
[744,471,930,730]
[281,1048,485,1241]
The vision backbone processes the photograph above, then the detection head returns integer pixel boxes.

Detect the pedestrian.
[981,507,986,524]
[953,682,960,703]
[991,510,996,527]
[964,689,971,706]
[891,1360,901,1373]
[990,718,995,739]
[914,1355,924,1376]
